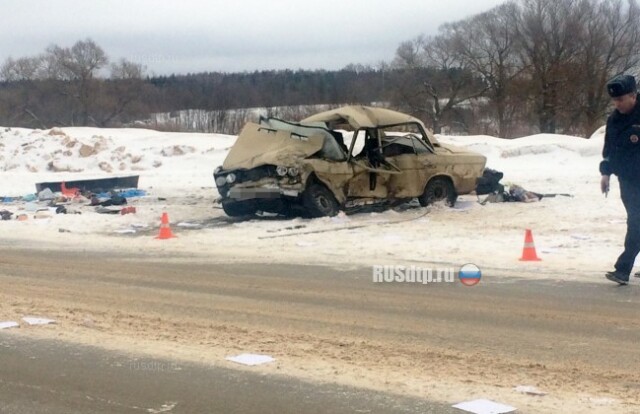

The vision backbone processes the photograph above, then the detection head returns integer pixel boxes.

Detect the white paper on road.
[225,353,275,366]
[452,399,517,414]
[0,321,19,330]
[22,317,56,326]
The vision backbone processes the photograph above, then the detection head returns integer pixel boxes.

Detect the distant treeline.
[0,47,391,134]
[148,69,387,110]
[1,0,639,138]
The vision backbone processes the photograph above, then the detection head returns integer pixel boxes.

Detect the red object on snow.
[61,181,80,197]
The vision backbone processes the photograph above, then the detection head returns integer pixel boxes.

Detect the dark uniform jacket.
[600,94,640,180]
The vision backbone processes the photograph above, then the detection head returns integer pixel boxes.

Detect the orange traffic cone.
[519,229,541,261]
[155,212,177,239]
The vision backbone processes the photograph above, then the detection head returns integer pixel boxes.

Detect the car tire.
[221,200,257,217]
[302,182,340,217]
[419,177,457,207]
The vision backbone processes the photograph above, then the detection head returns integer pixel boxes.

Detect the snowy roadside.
[0,125,628,283]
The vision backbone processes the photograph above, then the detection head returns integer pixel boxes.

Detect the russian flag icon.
[458,264,482,286]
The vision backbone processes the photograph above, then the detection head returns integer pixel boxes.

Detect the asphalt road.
[1,247,640,413]
[0,333,456,414]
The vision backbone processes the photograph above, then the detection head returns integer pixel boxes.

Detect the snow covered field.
[0,125,626,282]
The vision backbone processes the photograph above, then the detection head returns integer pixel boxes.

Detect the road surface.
[0,333,457,414]
[1,247,639,413]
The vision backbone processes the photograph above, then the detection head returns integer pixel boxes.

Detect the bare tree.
[392,36,427,69]
[514,0,588,133]
[390,37,436,126]
[425,30,490,133]
[0,57,41,82]
[574,0,640,136]
[391,33,488,133]
[93,59,147,126]
[45,38,108,124]
[47,38,108,80]
[450,2,524,137]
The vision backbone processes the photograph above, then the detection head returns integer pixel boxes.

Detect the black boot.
[606,271,630,285]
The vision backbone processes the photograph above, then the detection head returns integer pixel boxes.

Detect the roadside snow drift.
[0,125,625,283]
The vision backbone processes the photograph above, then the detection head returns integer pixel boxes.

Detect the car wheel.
[419,177,457,207]
[221,200,257,217]
[302,182,340,217]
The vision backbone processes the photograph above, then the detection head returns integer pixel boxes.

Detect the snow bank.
[1,124,626,283]
[0,126,235,196]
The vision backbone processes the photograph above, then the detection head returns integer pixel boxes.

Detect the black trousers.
[615,178,640,276]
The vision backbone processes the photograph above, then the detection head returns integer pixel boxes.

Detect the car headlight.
[215,176,227,187]
[287,167,299,177]
[214,166,222,174]
[226,173,237,184]
[276,166,288,177]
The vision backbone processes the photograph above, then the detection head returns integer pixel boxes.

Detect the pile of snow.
[436,130,604,188]
[0,126,235,196]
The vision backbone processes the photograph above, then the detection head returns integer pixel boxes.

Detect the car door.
[345,129,400,199]
[382,134,438,198]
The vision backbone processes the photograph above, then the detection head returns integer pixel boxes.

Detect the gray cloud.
[1,0,506,75]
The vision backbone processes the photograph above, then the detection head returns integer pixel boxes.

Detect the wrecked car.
[214,105,487,217]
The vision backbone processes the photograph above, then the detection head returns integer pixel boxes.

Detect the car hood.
[223,122,325,171]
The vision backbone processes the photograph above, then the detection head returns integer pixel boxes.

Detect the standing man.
[600,74,640,285]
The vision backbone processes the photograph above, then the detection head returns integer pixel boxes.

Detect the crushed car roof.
[301,105,425,130]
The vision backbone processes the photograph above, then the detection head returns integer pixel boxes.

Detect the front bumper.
[228,186,301,201]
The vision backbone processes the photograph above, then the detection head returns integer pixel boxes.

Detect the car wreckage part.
[275,165,300,178]
[418,177,457,207]
[215,176,227,187]
[228,187,285,200]
[302,182,340,217]
[221,199,258,217]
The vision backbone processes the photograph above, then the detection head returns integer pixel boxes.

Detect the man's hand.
[601,175,611,196]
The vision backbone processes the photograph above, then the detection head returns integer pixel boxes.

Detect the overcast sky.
[2,0,506,75]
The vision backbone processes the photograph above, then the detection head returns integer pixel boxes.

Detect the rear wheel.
[302,182,340,217]
[418,177,457,207]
